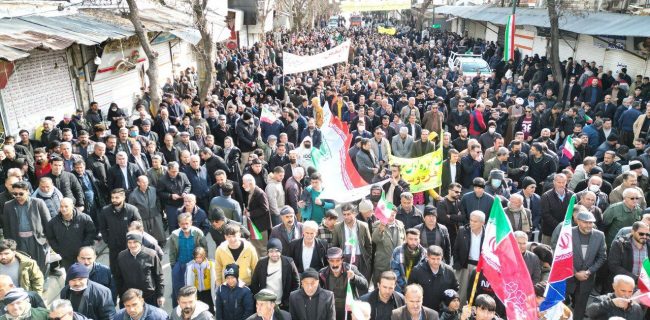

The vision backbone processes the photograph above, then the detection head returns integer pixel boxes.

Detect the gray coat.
[3,197,50,245]
[391,135,414,158]
[128,186,165,244]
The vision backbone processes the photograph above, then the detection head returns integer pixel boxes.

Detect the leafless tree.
[191,0,215,102]
[124,0,162,114]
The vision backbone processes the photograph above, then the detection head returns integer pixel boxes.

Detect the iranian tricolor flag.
[345,279,355,316]
[562,135,576,160]
[374,191,395,225]
[260,106,277,124]
[246,216,263,240]
[503,15,516,61]
[480,197,537,320]
[635,258,650,306]
[584,114,593,124]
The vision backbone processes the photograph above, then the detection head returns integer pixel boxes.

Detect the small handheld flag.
[247,217,263,240]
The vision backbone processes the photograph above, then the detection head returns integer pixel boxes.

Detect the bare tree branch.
[124,0,162,114]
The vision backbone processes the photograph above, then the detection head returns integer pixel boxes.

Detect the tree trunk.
[125,0,161,115]
[417,0,433,32]
[547,0,565,102]
[193,0,215,102]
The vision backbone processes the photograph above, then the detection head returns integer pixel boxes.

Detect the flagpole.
[468,268,482,307]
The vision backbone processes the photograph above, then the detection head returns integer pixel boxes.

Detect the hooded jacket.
[170,300,213,320]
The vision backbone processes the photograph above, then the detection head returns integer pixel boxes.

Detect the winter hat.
[489,169,505,181]
[267,238,283,252]
[442,289,459,305]
[358,199,374,213]
[630,160,643,170]
[125,232,143,244]
[301,268,320,281]
[224,263,239,279]
[2,288,28,305]
[67,263,90,279]
[521,176,536,189]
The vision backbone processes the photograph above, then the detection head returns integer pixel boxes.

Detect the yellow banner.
[389,148,443,193]
[377,26,397,35]
[340,0,411,12]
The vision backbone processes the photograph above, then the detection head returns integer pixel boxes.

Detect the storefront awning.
[436,5,650,37]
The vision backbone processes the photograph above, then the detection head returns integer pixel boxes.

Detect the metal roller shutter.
[153,42,174,82]
[91,68,143,117]
[575,35,606,66]
[603,50,646,79]
[0,50,77,135]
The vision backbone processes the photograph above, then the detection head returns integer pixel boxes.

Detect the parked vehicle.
[448,52,492,78]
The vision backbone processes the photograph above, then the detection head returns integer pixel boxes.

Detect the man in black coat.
[45,198,96,270]
[48,157,85,209]
[59,263,115,320]
[250,239,300,310]
[157,161,191,230]
[107,152,143,196]
[390,284,439,320]
[115,232,165,307]
[289,269,336,320]
[208,169,244,210]
[540,173,574,245]
[236,112,258,169]
[284,221,328,273]
[319,247,369,320]
[86,142,111,201]
[452,211,485,304]
[199,148,229,184]
[97,188,142,276]
[360,271,405,320]
[407,245,458,313]
[242,173,271,257]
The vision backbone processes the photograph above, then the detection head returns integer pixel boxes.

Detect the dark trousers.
[567,277,595,320]
[197,290,214,314]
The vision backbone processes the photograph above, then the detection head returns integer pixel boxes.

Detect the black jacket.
[319,263,368,299]
[360,289,405,320]
[289,287,336,320]
[247,186,271,231]
[98,203,142,250]
[235,121,257,152]
[407,261,459,312]
[250,256,300,307]
[60,281,115,320]
[107,163,143,195]
[86,154,111,196]
[204,155,230,183]
[608,234,650,282]
[414,223,451,263]
[47,171,85,207]
[452,226,484,269]
[157,172,192,207]
[285,238,329,273]
[45,210,96,260]
[115,247,164,299]
[540,189,574,236]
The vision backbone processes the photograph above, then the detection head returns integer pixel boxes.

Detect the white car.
[448,52,492,78]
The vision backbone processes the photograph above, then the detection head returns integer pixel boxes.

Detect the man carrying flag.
[476,197,537,320]
[538,195,575,320]
[319,247,368,320]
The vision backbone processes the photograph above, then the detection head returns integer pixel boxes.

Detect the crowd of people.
[0,19,650,320]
